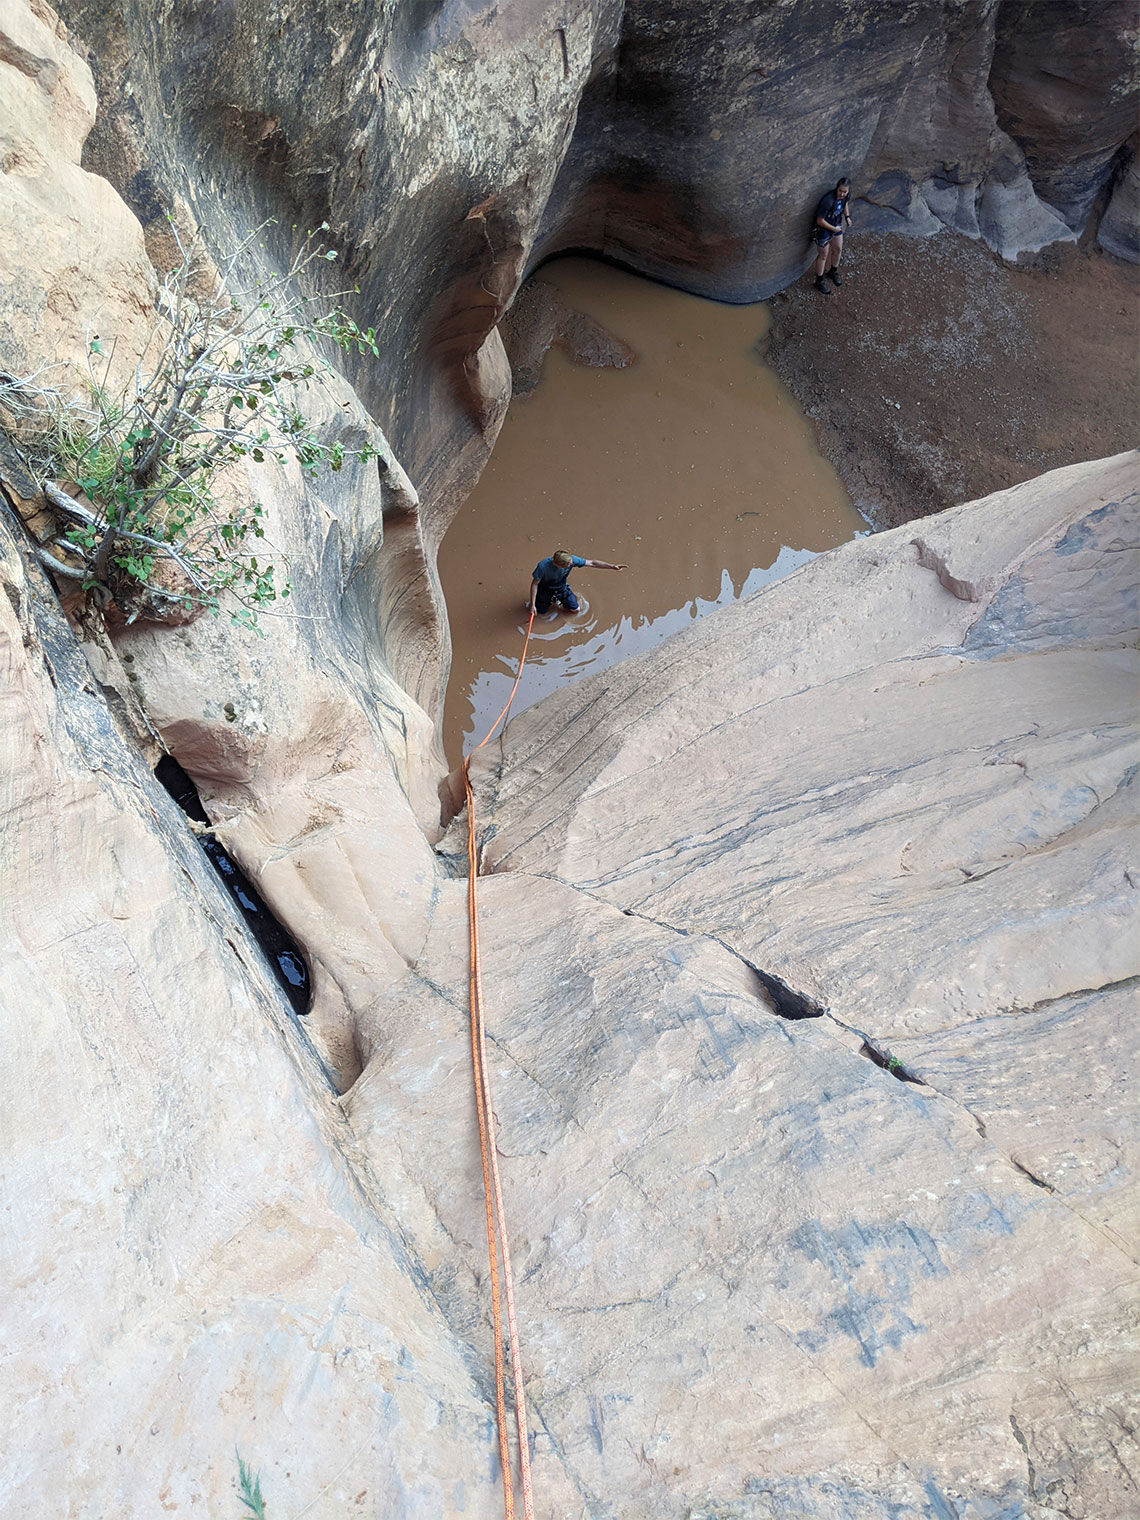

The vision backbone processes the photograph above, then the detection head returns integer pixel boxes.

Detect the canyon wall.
[52,0,1140,724]
[6,428,1137,1515]
[2,2,1138,1516]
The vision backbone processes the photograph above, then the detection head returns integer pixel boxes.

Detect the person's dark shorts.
[535,583,579,614]
[814,228,834,247]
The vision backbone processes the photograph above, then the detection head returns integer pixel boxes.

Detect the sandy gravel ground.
[765,230,1139,529]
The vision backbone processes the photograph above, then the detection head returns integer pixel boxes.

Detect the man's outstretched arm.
[583,559,627,570]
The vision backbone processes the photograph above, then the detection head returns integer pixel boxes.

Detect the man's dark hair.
[836,177,850,192]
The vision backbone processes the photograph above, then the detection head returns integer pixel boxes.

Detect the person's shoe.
[828,268,843,287]
[814,276,831,294]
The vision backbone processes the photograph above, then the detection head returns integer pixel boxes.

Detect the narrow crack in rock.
[1008,1412,1038,1499]
[494,868,1140,1268]
[1010,1157,1054,1192]
[856,1039,926,1085]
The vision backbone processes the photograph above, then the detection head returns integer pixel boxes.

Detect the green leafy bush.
[1,223,380,629]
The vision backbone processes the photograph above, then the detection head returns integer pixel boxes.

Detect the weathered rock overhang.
[58,0,1139,520]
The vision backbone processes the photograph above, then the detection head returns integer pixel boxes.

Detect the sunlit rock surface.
[0,520,504,1518]
[7,431,1137,1516]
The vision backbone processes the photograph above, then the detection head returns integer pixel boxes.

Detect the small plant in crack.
[236,1452,268,1518]
[1,220,381,631]
[860,1040,922,1084]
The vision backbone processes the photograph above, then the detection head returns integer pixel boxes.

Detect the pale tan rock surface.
[476,456,1139,1074]
[350,870,1138,1518]
[5,436,1139,1514]
[0,526,510,1518]
[441,450,1140,1516]
[8,437,1137,1517]
[2,2,1138,1515]
[0,0,453,1096]
[0,0,153,381]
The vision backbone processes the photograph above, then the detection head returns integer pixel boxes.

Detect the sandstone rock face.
[7,449,1137,1518]
[37,0,1137,736]
[990,0,1140,233]
[3,2,1139,1515]
[0,522,505,1518]
[452,450,1140,1516]
[1099,132,1140,262]
[0,0,153,380]
[54,0,1140,539]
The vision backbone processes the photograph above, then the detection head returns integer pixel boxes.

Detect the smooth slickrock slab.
[476,457,1138,1067]
[348,869,1138,1518]
[0,529,505,1517]
[445,452,1140,1513]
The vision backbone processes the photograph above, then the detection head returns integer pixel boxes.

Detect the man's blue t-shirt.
[533,554,585,588]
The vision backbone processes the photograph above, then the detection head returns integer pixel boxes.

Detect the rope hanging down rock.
[461,607,536,1520]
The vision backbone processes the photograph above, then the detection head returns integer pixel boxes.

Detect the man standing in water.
[812,177,852,293]
[527,548,626,615]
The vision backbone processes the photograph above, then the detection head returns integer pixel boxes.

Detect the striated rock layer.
[2,2,1138,1516]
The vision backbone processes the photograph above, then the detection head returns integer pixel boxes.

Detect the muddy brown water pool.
[438,257,866,763]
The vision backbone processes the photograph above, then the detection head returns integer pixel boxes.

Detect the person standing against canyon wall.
[812,177,852,293]
[527,548,626,615]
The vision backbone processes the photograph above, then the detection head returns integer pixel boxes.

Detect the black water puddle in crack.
[155,755,311,1017]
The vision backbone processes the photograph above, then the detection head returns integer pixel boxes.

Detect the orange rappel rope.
[461,607,537,1520]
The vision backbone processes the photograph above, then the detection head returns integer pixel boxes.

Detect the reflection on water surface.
[439,258,866,762]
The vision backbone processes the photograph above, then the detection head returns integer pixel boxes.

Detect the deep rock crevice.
[155,755,313,1019]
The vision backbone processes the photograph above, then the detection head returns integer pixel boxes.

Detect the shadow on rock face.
[155,754,312,1018]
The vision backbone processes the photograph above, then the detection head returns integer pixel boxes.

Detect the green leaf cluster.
[11,221,383,629]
